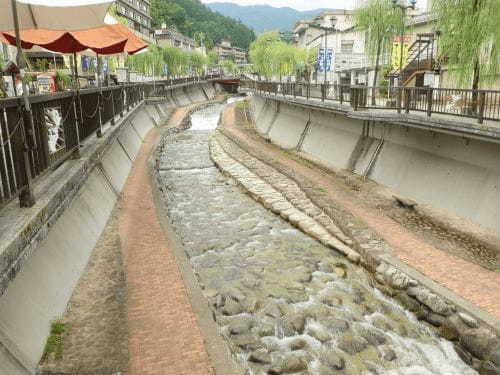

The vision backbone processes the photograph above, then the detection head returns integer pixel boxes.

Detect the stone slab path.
[220,105,500,321]
[118,107,214,375]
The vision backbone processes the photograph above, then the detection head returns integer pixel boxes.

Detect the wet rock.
[323,318,350,334]
[307,324,331,343]
[263,303,283,319]
[241,295,261,313]
[490,347,500,365]
[460,329,496,360]
[383,266,412,289]
[286,313,306,334]
[337,333,369,355]
[440,315,469,341]
[356,326,388,346]
[479,361,500,375]
[221,298,243,316]
[458,312,479,328]
[257,323,275,337]
[334,264,347,279]
[249,349,272,364]
[426,313,446,327]
[372,316,394,332]
[408,287,453,316]
[231,333,260,350]
[304,303,332,320]
[289,338,307,351]
[228,317,253,335]
[269,354,308,374]
[321,295,343,308]
[203,288,218,298]
[381,347,397,362]
[318,262,334,273]
[223,287,246,303]
[320,350,345,370]
[454,343,473,365]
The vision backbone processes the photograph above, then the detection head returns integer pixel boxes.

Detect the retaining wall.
[0,82,215,375]
[250,95,500,233]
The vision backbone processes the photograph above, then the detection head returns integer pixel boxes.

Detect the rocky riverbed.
[157,103,477,375]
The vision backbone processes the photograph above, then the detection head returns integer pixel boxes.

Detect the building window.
[341,40,354,54]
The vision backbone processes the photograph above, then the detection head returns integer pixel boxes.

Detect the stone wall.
[0,82,216,375]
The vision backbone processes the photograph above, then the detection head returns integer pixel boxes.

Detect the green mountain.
[151,0,256,50]
[206,3,333,33]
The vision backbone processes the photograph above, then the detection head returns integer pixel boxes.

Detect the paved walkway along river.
[157,102,477,375]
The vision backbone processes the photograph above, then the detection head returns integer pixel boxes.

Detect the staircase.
[391,33,439,87]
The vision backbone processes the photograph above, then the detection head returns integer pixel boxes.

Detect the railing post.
[405,88,411,114]
[478,91,486,124]
[110,89,116,126]
[321,84,325,102]
[397,86,402,114]
[19,106,35,207]
[426,88,433,117]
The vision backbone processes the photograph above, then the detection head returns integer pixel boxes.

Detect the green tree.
[432,0,500,91]
[354,0,400,97]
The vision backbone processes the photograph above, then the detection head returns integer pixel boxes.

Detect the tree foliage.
[151,0,256,50]
[353,0,400,68]
[126,44,208,76]
[249,32,314,79]
[432,0,500,87]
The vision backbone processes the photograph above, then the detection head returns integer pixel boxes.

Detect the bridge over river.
[0,78,499,375]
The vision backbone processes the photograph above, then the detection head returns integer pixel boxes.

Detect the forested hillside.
[207,3,330,33]
[151,0,256,50]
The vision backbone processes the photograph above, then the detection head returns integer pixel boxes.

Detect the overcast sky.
[202,0,428,11]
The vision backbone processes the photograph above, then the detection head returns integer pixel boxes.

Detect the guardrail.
[0,75,221,209]
[241,80,500,124]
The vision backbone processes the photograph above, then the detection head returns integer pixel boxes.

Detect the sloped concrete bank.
[249,95,500,236]
[0,83,216,375]
[213,104,500,374]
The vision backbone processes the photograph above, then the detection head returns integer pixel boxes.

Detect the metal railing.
[0,75,221,209]
[241,80,500,124]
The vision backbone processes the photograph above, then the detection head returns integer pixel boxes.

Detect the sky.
[201,0,428,11]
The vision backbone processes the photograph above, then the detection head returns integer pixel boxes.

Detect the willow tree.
[432,0,500,92]
[353,0,400,92]
[249,31,282,79]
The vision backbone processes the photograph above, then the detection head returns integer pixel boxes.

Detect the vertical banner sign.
[317,48,334,73]
[391,35,411,71]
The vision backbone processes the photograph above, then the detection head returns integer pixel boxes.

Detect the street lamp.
[392,0,416,80]
[392,0,416,112]
[314,16,337,85]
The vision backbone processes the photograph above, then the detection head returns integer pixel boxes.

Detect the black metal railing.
[0,75,221,209]
[241,80,500,124]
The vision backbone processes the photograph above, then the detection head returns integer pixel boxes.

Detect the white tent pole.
[10,0,35,207]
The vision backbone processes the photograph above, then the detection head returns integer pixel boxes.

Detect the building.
[115,0,153,42]
[279,31,295,44]
[155,24,197,52]
[215,39,247,66]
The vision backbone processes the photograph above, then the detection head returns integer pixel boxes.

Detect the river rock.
[323,318,350,334]
[242,295,261,313]
[479,361,500,375]
[286,313,306,334]
[381,347,397,362]
[307,324,331,343]
[318,261,334,273]
[334,264,347,279]
[228,317,253,335]
[426,313,446,327]
[356,326,388,346]
[320,350,345,370]
[223,286,246,302]
[257,323,275,337]
[383,266,412,289]
[269,354,308,374]
[458,312,479,328]
[231,333,260,350]
[264,303,283,319]
[453,343,473,365]
[321,295,343,307]
[490,347,500,365]
[460,329,496,360]
[408,287,453,316]
[337,333,369,355]
[440,314,469,341]
[221,298,243,316]
[289,338,307,351]
[249,349,272,364]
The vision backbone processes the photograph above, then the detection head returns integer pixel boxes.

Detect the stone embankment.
[209,106,500,374]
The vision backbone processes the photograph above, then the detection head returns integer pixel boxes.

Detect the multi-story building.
[154,24,197,52]
[115,0,153,42]
[215,39,247,66]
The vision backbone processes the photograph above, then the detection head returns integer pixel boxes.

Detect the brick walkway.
[222,106,500,319]
[118,108,214,375]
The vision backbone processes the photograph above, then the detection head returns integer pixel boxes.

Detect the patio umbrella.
[2,0,113,207]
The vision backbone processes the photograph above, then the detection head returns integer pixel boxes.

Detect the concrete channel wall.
[0,83,215,375]
[249,95,500,233]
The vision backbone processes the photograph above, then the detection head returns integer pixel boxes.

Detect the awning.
[0,0,114,32]
[2,24,147,55]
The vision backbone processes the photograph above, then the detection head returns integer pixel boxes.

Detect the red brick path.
[222,107,500,319]
[119,108,214,375]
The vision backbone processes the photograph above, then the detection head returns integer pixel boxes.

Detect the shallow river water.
[158,103,476,375]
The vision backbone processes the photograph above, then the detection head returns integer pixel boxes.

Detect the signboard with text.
[317,48,333,73]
